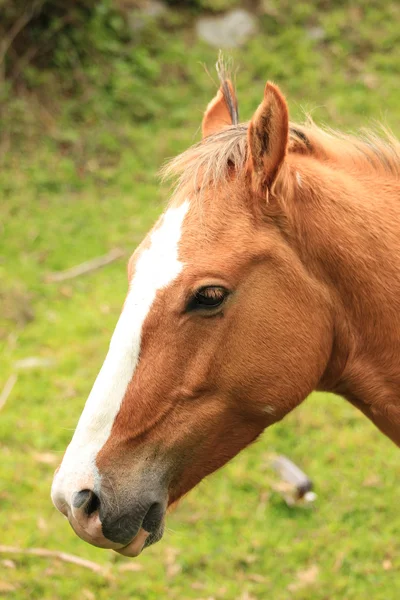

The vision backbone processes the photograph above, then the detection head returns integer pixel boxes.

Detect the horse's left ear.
[248,82,289,192]
[202,80,236,138]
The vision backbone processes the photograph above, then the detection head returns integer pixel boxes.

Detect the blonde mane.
[162,119,400,195]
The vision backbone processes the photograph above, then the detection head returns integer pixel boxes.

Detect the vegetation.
[0,1,399,598]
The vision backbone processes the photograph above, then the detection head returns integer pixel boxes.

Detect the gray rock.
[128,0,167,32]
[140,0,167,18]
[196,9,257,49]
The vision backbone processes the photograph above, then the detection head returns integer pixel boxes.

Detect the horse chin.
[115,522,165,557]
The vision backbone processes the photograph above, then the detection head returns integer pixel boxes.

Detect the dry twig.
[0,374,17,411]
[45,248,125,283]
[0,545,112,578]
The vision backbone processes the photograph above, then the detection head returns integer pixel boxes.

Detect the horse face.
[52,81,331,556]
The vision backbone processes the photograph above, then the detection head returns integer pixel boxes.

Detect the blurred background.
[0,1,399,598]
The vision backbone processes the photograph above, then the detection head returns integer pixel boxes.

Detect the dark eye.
[187,286,229,312]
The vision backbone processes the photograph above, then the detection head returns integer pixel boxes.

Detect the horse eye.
[187,286,229,312]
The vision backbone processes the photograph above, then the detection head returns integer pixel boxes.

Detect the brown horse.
[52,70,400,557]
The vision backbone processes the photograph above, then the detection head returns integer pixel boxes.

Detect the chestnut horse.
[52,71,400,557]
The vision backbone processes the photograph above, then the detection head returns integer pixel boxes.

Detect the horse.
[51,67,400,557]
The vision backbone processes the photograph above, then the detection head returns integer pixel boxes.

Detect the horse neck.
[281,157,400,443]
[285,159,400,305]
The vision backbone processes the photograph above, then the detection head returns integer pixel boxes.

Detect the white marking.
[263,405,275,415]
[296,171,302,187]
[52,200,190,505]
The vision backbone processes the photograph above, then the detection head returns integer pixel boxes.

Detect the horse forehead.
[177,203,256,262]
[129,194,251,286]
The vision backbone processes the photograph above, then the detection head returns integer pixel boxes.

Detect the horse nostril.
[72,489,100,516]
[142,501,164,533]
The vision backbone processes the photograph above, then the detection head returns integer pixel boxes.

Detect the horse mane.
[162,105,400,196]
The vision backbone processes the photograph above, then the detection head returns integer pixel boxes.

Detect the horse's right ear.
[247,82,289,193]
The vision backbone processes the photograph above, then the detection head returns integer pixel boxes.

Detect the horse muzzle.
[51,482,167,556]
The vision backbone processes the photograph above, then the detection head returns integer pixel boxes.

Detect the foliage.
[0,0,399,145]
[0,1,399,598]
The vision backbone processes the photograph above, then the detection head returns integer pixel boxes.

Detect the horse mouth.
[115,521,165,557]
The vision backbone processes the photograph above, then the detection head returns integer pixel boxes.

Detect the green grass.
[1,1,399,598]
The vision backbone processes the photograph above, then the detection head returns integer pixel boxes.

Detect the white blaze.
[52,200,189,503]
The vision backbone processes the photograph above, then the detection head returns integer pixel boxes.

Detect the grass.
[1,1,399,598]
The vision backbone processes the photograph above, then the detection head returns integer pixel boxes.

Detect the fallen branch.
[0,374,17,411]
[0,545,112,578]
[0,1,44,72]
[45,248,125,283]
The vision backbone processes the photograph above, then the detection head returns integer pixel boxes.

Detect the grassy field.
[1,1,399,598]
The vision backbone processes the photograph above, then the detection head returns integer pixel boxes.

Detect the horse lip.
[67,510,124,550]
[115,518,165,557]
[115,528,150,557]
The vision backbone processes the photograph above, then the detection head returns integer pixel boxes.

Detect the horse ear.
[248,82,289,192]
[202,81,236,138]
